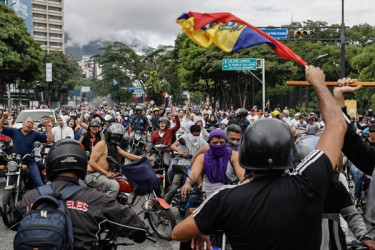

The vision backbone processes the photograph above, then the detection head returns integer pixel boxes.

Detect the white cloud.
[64,0,375,48]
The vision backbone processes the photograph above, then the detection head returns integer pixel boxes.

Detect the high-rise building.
[2,0,65,52]
[1,0,33,34]
[32,0,64,52]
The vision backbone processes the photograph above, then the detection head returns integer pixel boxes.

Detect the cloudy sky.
[65,0,375,48]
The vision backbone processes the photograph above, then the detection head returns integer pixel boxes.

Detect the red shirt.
[0,133,11,141]
[150,115,180,152]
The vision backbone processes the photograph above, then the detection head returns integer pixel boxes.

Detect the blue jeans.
[27,161,44,187]
[349,165,364,199]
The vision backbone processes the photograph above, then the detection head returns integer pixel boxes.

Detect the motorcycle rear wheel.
[147,208,176,240]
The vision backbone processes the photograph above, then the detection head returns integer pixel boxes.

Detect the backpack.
[14,184,84,250]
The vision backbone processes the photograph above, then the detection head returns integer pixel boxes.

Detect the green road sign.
[222,58,257,71]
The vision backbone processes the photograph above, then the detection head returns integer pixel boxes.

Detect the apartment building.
[32,0,64,52]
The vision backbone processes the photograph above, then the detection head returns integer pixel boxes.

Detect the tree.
[94,42,140,104]
[40,51,81,106]
[0,4,43,105]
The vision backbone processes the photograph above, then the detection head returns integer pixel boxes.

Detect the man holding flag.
[172,65,347,250]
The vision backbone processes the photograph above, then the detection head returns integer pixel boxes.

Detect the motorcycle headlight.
[135,134,141,140]
[7,161,18,172]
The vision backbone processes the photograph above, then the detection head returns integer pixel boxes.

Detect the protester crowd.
[3,68,375,249]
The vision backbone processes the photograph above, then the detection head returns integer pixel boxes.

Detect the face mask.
[209,143,227,157]
[226,140,239,151]
[124,117,129,121]
[188,133,200,145]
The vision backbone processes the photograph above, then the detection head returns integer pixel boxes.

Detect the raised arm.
[332,78,375,175]
[79,106,89,130]
[0,111,9,132]
[305,66,346,168]
[185,101,190,116]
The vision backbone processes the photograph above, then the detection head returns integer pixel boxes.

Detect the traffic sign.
[261,29,288,39]
[222,58,257,71]
[81,86,90,92]
[46,63,52,82]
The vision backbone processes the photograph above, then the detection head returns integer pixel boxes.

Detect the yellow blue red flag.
[176,12,307,66]
[162,92,171,109]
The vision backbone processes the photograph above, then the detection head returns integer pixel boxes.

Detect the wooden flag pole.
[286,81,375,87]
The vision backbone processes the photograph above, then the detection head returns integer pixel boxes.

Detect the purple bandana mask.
[204,144,232,183]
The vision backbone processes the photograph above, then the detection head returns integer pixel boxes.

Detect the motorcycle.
[148,143,171,196]
[1,152,37,227]
[129,130,146,156]
[0,139,12,178]
[105,156,177,241]
[170,164,232,250]
[164,158,192,206]
[346,226,375,250]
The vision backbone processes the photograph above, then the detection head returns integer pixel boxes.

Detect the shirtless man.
[85,123,151,199]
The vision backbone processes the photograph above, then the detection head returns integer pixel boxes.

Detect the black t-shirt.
[323,171,352,213]
[193,150,332,250]
[365,138,375,148]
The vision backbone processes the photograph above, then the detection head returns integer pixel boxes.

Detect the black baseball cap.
[369,124,375,131]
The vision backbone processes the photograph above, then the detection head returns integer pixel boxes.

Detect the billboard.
[7,0,32,34]
[81,56,95,79]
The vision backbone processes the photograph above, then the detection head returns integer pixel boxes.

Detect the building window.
[49,33,62,38]
[48,15,62,21]
[48,6,61,12]
[49,0,62,2]
[33,31,47,37]
[33,13,46,19]
[38,41,48,46]
[50,42,62,47]
[32,4,47,10]
[33,22,47,28]
[49,24,62,29]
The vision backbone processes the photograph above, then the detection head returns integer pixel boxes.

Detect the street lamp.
[340,0,345,78]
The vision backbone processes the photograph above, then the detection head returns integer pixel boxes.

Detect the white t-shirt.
[52,126,75,142]
[288,118,299,128]
[246,115,259,123]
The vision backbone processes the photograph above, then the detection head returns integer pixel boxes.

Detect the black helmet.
[89,119,101,127]
[157,117,170,128]
[107,123,125,135]
[239,119,293,171]
[235,108,248,118]
[46,139,88,180]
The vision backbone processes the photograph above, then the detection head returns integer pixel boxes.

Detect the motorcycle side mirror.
[178,137,186,146]
[34,141,41,148]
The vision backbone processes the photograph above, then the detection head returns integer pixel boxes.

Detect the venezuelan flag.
[176,12,307,66]
[162,92,171,109]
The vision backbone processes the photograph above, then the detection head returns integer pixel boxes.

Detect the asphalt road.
[0,178,181,250]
